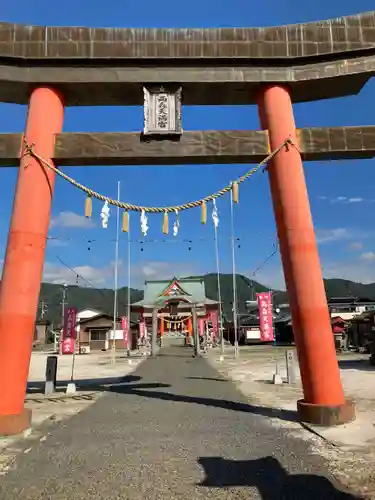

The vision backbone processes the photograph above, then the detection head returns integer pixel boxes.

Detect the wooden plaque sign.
[143,86,182,136]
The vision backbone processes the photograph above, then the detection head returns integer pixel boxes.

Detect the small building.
[273,314,347,347]
[327,296,375,321]
[33,320,51,345]
[78,313,137,351]
[78,313,118,351]
[75,308,102,338]
[274,313,293,344]
[348,310,375,352]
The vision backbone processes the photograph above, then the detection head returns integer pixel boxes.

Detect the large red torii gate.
[0,11,374,434]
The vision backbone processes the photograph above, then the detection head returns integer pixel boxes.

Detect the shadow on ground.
[26,375,142,394]
[338,359,375,372]
[106,380,299,423]
[186,376,227,382]
[198,456,363,499]
[27,374,298,423]
[159,351,194,357]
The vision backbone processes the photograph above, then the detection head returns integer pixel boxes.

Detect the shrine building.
[131,277,219,344]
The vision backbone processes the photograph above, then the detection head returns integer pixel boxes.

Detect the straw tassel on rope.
[85,195,92,218]
[232,182,239,203]
[201,201,207,224]
[122,211,129,233]
[162,211,169,235]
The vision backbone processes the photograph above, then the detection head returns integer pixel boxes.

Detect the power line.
[54,255,107,298]
[249,243,288,301]
[250,242,279,279]
[47,235,242,245]
[245,241,288,301]
[49,232,281,297]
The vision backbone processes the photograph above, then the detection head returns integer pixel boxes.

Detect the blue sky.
[1,0,375,290]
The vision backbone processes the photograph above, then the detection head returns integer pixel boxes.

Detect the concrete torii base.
[0,409,32,436]
[297,399,356,427]
[66,382,77,395]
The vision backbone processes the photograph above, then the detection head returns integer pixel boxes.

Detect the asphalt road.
[0,348,363,499]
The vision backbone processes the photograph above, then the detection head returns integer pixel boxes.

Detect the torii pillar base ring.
[0,408,32,436]
[297,399,355,426]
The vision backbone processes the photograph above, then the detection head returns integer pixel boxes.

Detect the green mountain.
[37,275,375,326]
[38,283,143,327]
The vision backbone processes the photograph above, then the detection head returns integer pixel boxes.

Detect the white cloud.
[322,259,375,284]
[42,261,113,286]
[41,259,198,288]
[315,227,371,245]
[47,238,69,248]
[254,266,286,291]
[360,252,375,262]
[331,196,348,203]
[316,228,349,244]
[137,261,196,281]
[348,242,364,251]
[242,236,375,289]
[318,196,366,204]
[241,252,286,291]
[250,255,375,290]
[50,211,95,229]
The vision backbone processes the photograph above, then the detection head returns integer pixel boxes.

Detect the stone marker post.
[45,355,58,395]
[286,349,297,384]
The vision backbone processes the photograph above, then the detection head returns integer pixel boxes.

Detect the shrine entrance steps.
[0,346,356,499]
[161,334,187,347]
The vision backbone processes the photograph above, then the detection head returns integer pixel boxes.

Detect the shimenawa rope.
[22,137,295,214]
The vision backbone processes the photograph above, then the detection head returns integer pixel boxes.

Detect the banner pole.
[270,290,279,376]
[127,212,131,358]
[230,186,239,359]
[112,180,121,365]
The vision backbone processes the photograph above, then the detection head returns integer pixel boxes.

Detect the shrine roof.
[129,277,220,307]
[328,296,375,305]
[143,277,206,304]
[131,297,219,308]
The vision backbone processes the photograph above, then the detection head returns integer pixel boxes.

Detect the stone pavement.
[207,347,375,451]
[0,348,363,499]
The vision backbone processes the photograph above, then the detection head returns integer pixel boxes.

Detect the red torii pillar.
[0,87,64,435]
[257,85,355,426]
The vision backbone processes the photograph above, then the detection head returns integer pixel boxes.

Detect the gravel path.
[0,348,363,499]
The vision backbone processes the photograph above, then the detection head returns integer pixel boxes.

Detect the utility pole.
[58,283,68,353]
[39,299,48,320]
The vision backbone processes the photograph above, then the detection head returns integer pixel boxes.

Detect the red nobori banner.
[198,318,205,337]
[210,310,218,337]
[62,307,77,354]
[256,292,275,342]
[122,316,129,345]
